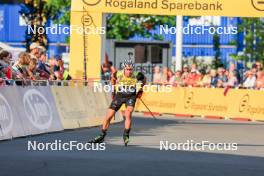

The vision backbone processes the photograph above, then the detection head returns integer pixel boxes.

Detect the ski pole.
[139,98,157,120]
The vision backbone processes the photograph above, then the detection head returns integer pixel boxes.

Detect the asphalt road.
[0,114,263,176]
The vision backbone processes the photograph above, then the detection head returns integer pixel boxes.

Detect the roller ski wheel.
[89,135,105,144]
[123,135,129,147]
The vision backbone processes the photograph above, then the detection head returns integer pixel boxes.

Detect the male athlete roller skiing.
[89,59,146,146]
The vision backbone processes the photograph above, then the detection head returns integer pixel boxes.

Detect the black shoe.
[89,134,105,143]
[123,134,129,147]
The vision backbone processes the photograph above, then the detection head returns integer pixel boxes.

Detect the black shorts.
[109,94,137,112]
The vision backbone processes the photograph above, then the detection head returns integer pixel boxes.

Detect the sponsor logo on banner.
[238,94,264,116]
[239,94,250,113]
[184,91,194,109]
[23,89,52,130]
[183,90,227,112]
[83,0,101,6]
[251,0,264,11]
[0,94,13,135]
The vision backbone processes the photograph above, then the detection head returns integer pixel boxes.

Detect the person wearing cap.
[184,69,201,87]
[37,49,50,79]
[243,71,256,89]
[29,42,40,60]
[181,64,189,81]
[90,59,146,146]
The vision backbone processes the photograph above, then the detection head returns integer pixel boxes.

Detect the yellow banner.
[69,11,103,79]
[132,87,264,121]
[73,0,264,17]
[70,0,264,80]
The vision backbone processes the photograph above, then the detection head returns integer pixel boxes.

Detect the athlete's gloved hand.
[137,90,143,99]
[111,92,116,100]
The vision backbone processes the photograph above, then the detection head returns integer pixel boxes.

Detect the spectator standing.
[181,64,189,81]
[153,65,162,84]
[210,69,218,88]
[225,71,238,88]
[243,71,256,89]
[174,70,183,86]
[29,43,40,60]
[161,67,168,84]
[217,67,228,88]
[37,49,50,79]
[201,70,211,88]
[54,55,65,80]
[167,70,176,85]
[229,63,241,84]
[256,71,264,89]
[185,69,200,87]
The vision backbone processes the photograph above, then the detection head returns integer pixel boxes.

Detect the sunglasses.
[125,68,133,71]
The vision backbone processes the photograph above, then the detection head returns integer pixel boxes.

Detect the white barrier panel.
[0,87,25,140]
[16,87,64,135]
[0,86,123,140]
[51,86,123,129]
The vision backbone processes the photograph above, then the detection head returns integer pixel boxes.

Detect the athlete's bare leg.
[124,106,134,130]
[102,109,116,130]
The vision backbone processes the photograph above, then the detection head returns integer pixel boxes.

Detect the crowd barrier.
[0,86,123,140]
[51,86,123,129]
[0,87,63,140]
[1,84,263,140]
[133,87,264,122]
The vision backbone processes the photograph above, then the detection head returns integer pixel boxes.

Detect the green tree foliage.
[20,0,48,51]
[106,14,175,40]
[43,0,176,40]
[231,18,264,64]
[212,33,223,68]
[44,0,71,25]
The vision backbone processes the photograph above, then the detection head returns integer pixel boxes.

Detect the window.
[150,45,162,64]
[135,44,147,63]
